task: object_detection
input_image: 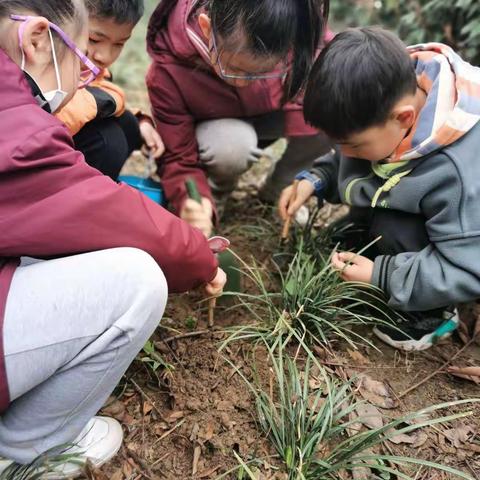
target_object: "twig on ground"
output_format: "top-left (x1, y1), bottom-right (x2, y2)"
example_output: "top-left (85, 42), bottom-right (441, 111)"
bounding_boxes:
top-left (125, 445), bottom-right (155, 479)
top-left (129, 378), bottom-right (166, 422)
top-left (399, 339), bottom-right (474, 398)
top-left (156, 330), bottom-right (210, 345)
top-left (149, 452), bottom-right (170, 470)
top-left (153, 419), bottom-right (186, 446)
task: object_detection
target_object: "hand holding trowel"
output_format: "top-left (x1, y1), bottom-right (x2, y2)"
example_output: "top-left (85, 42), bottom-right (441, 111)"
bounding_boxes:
top-left (185, 178), bottom-right (241, 326)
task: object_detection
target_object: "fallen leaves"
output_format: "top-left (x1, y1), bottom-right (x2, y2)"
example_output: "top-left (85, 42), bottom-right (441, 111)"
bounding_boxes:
top-left (387, 429), bottom-right (428, 448)
top-left (355, 373), bottom-right (398, 409)
top-left (347, 349), bottom-right (370, 366)
top-left (458, 302), bottom-right (480, 345)
top-left (443, 423), bottom-right (475, 448)
top-left (355, 403), bottom-right (383, 430)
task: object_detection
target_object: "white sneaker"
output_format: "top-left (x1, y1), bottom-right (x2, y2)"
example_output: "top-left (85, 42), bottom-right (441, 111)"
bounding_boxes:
top-left (0, 458), bottom-right (13, 475)
top-left (0, 417), bottom-right (123, 480)
top-left (46, 416), bottom-right (123, 479)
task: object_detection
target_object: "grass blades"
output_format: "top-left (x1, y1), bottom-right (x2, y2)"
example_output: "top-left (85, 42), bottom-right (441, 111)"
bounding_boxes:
top-left (222, 240), bottom-right (398, 351)
top-left (0, 446), bottom-right (83, 480)
top-left (231, 339), bottom-right (477, 480)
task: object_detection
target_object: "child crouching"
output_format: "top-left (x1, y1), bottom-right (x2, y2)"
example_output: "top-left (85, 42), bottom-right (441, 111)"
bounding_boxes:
top-left (280, 27), bottom-right (480, 351)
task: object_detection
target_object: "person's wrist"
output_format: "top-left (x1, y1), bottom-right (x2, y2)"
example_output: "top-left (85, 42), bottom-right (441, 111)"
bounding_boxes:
top-left (139, 117), bottom-right (154, 127)
top-left (295, 170), bottom-right (324, 197)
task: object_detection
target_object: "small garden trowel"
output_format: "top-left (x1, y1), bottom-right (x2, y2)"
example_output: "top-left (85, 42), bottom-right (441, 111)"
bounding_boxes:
top-left (185, 178), bottom-right (242, 319)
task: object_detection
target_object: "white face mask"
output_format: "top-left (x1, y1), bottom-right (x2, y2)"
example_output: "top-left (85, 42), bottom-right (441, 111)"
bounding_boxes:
top-left (20, 28), bottom-right (68, 113)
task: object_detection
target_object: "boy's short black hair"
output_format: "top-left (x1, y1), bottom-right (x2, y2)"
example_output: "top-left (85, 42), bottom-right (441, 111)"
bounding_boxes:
top-left (304, 27), bottom-right (417, 140)
top-left (87, 0), bottom-right (144, 24)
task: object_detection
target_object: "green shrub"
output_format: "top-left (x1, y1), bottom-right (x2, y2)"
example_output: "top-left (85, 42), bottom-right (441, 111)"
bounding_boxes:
top-left (331, 0), bottom-right (480, 65)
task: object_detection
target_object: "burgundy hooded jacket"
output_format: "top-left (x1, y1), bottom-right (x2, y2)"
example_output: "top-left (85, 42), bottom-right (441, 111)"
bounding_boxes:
top-left (0, 48), bottom-right (218, 413)
top-left (147, 0), bottom-right (331, 214)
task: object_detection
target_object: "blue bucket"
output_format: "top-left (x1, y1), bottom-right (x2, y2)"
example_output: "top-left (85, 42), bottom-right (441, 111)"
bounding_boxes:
top-left (119, 175), bottom-right (165, 205)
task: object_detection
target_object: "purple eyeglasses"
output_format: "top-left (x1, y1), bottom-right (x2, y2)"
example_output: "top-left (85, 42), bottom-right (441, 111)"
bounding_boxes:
top-left (10, 14), bottom-right (100, 88)
top-left (210, 31), bottom-right (289, 82)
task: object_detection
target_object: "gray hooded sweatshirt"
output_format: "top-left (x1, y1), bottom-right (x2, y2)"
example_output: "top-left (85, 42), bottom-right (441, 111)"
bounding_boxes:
top-left (310, 43), bottom-right (480, 312)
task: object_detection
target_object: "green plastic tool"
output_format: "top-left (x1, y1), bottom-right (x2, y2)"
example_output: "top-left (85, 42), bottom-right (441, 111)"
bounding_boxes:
top-left (185, 178), bottom-right (241, 294)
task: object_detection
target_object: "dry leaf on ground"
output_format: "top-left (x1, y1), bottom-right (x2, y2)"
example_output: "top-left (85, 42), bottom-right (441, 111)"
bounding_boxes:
top-left (352, 372), bottom-right (398, 409)
top-left (100, 399), bottom-right (126, 421)
top-left (347, 349), bottom-right (370, 365)
top-left (355, 403), bottom-right (383, 430)
top-left (458, 302), bottom-right (480, 345)
top-left (443, 423), bottom-right (475, 448)
top-left (192, 444), bottom-right (202, 476)
top-left (387, 429), bottom-right (428, 447)
top-left (352, 465), bottom-right (371, 480)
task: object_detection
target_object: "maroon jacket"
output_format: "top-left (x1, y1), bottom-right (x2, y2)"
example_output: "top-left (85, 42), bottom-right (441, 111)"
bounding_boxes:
top-left (0, 48), bottom-right (218, 412)
top-left (147, 0), bottom-right (327, 214)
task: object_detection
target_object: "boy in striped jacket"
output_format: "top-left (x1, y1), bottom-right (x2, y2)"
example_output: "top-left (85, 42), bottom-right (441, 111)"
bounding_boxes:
top-left (280, 27), bottom-right (480, 351)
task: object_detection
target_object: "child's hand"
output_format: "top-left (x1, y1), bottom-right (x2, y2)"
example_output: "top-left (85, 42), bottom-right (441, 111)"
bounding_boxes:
top-left (331, 252), bottom-right (374, 284)
top-left (205, 268), bottom-right (227, 297)
top-left (278, 180), bottom-right (315, 220)
top-left (140, 121), bottom-right (165, 159)
top-left (181, 197), bottom-right (214, 238)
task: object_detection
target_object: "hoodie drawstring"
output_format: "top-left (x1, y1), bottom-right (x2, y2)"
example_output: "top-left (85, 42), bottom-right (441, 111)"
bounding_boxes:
top-left (371, 169), bottom-right (413, 208)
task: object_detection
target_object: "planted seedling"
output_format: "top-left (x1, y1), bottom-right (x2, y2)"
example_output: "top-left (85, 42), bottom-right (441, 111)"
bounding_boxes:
top-left (229, 339), bottom-right (478, 480)
top-left (185, 315), bottom-right (198, 330)
top-left (141, 340), bottom-right (174, 375)
top-left (221, 240), bottom-right (398, 351)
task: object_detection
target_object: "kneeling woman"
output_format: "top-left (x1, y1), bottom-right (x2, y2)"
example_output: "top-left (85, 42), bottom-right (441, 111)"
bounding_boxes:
top-left (147, 0), bottom-right (332, 237)
top-left (0, 0), bottom-right (224, 476)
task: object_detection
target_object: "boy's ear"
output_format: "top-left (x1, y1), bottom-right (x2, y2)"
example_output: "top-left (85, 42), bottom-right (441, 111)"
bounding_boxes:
top-left (198, 13), bottom-right (212, 40)
top-left (394, 105), bottom-right (416, 130)
top-left (20, 17), bottom-right (53, 66)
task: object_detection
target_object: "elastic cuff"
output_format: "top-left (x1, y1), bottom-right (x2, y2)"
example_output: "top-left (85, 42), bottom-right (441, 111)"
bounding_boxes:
top-left (371, 255), bottom-right (394, 294)
top-left (295, 170), bottom-right (324, 198)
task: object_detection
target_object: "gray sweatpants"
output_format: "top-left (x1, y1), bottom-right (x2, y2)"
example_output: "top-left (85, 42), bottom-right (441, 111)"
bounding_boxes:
top-left (196, 113), bottom-right (331, 201)
top-left (0, 248), bottom-right (167, 463)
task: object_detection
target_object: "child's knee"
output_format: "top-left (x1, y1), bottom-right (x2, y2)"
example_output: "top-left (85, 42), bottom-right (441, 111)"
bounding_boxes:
top-left (113, 248), bottom-right (168, 332)
top-left (196, 119), bottom-right (258, 178)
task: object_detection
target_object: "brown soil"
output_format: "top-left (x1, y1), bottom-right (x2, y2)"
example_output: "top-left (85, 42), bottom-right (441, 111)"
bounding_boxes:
top-left (88, 158), bottom-right (480, 480)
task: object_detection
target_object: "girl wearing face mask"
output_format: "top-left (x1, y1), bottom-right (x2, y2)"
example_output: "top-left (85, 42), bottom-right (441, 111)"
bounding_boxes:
top-left (0, 0), bottom-right (225, 475)
top-left (147, 0), bottom-right (332, 238)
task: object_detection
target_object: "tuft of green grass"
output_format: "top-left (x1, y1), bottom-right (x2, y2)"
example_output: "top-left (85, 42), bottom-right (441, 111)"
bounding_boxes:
top-left (222, 240), bottom-right (398, 350)
top-left (0, 446), bottom-right (83, 480)
top-left (185, 315), bottom-right (198, 330)
top-left (230, 339), bottom-right (477, 480)
top-left (140, 340), bottom-right (174, 374)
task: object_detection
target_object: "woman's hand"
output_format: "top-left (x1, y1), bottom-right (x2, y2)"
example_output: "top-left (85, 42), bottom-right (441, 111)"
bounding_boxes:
top-left (278, 180), bottom-right (315, 221)
top-left (331, 252), bottom-right (374, 284)
top-left (140, 120), bottom-right (165, 159)
top-left (180, 197), bottom-right (214, 238)
top-left (205, 268), bottom-right (227, 297)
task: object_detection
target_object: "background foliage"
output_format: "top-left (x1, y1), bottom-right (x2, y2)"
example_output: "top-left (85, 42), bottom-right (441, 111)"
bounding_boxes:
top-left (330, 0), bottom-right (480, 64)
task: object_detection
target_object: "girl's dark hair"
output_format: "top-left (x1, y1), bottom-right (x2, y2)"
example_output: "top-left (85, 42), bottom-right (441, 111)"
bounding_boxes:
top-left (209, 0), bottom-right (330, 102)
top-left (87, 0), bottom-right (144, 25)
top-left (0, 0), bottom-right (84, 28)
top-left (304, 27), bottom-right (417, 139)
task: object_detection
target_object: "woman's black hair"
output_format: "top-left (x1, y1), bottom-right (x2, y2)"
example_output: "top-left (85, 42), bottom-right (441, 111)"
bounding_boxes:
top-left (0, 0), bottom-right (84, 31)
top-left (208, 0), bottom-right (330, 102)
